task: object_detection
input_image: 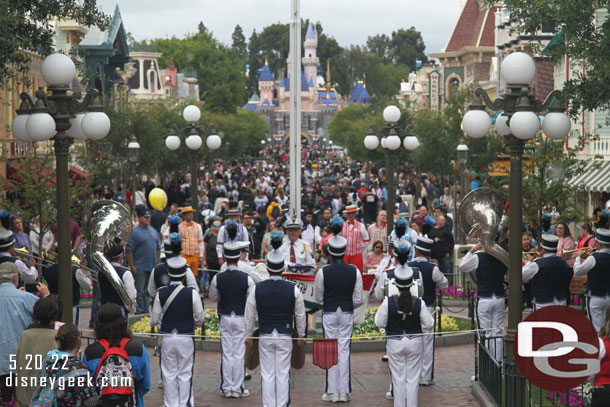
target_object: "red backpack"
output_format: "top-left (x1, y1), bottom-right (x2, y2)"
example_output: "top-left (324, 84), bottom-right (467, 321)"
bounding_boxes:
top-left (94, 338), bottom-right (136, 401)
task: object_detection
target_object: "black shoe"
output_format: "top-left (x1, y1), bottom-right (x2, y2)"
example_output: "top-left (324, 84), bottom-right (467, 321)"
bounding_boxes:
top-left (381, 354), bottom-right (388, 362)
top-left (244, 374), bottom-right (252, 381)
top-left (88, 321), bottom-right (94, 329)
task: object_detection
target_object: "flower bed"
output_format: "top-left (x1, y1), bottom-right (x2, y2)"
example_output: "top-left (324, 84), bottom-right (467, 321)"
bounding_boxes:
top-left (131, 309), bottom-right (220, 340)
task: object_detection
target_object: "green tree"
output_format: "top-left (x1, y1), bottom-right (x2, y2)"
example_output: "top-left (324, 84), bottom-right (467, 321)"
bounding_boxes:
top-left (366, 34), bottom-right (391, 63)
top-left (231, 24), bottom-right (248, 61)
top-left (0, 0), bottom-right (109, 82)
top-left (494, 1), bottom-right (610, 115)
top-left (198, 21), bottom-right (208, 34)
top-left (390, 28), bottom-right (428, 70)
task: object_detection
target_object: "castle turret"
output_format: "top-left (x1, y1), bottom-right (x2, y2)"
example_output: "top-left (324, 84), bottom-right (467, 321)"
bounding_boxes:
top-left (302, 22), bottom-right (319, 87)
top-left (258, 57), bottom-right (275, 106)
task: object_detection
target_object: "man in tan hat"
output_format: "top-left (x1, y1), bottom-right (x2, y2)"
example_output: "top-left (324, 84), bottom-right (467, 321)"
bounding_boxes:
top-left (341, 205), bottom-right (369, 273)
top-left (179, 206), bottom-right (204, 278)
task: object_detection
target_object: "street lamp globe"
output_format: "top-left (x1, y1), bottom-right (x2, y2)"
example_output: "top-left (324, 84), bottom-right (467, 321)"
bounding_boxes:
top-left (261, 139), bottom-right (266, 145)
top-left (165, 135), bottom-right (181, 150)
top-left (462, 109), bottom-right (491, 138)
top-left (386, 135), bottom-right (401, 150)
top-left (383, 105), bottom-right (401, 123)
top-left (542, 112), bottom-right (572, 140)
top-left (501, 52), bottom-right (536, 85)
top-left (185, 134), bottom-right (202, 150)
top-left (127, 140), bottom-right (141, 150)
top-left (81, 111), bottom-right (111, 140)
top-left (510, 111), bottom-right (540, 140)
top-left (41, 53), bottom-right (76, 86)
top-left (26, 112), bottom-right (56, 141)
top-left (495, 114), bottom-right (511, 136)
top-left (403, 135), bottom-right (419, 151)
top-left (206, 135), bottom-right (222, 150)
top-left (457, 142), bottom-right (469, 166)
top-left (11, 114), bottom-right (31, 141)
top-left (67, 113), bottom-right (87, 140)
top-left (183, 105), bottom-right (201, 123)
top-left (364, 135), bottom-right (379, 150)
top-left (380, 137), bottom-right (387, 149)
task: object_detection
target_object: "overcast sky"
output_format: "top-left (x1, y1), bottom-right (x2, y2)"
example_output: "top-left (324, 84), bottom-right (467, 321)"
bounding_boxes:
top-left (96, 0), bottom-right (463, 55)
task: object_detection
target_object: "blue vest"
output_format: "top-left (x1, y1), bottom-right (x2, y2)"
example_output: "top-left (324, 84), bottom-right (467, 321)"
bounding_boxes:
top-left (255, 279), bottom-right (296, 335)
top-left (587, 252), bottom-right (610, 297)
top-left (475, 252), bottom-right (507, 298)
top-left (386, 296), bottom-right (422, 337)
top-left (216, 267), bottom-right (249, 316)
top-left (153, 262), bottom-right (171, 291)
top-left (42, 264), bottom-right (81, 305)
top-left (159, 284), bottom-right (195, 334)
top-left (322, 262), bottom-right (357, 313)
top-left (409, 260), bottom-right (436, 306)
top-left (99, 264), bottom-right (128, 307)
top-left (531, 255), bottom-right (573, 303)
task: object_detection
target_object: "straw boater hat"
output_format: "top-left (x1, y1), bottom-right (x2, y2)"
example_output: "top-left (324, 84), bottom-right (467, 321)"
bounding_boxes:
top-left (596, 228), bottom-right (610, 245)
top-left (180, 206), bottom-right (194, 215)
top-left (540, 234), bottom-right (559, 251)
top-left (343, 205), bottom-right (358, 214)
top-left (226, 208), bottom-right (241, 217)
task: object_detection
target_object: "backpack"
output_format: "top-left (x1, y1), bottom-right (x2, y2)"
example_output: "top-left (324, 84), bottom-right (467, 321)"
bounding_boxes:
top-left (31, 358), bottom-right (90, 407)
top-left (270, 204), bottom-right (280, 219)
top-left (94, 338), bottom-right (136, 402)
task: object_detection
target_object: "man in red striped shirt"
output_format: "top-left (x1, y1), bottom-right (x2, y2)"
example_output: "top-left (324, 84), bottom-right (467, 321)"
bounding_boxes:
top-left (341, 205), bottom-right (369, 273)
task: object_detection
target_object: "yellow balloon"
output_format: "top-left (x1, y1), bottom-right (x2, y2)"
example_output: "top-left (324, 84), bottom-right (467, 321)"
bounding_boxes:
top-left (148, 188), bottom-right (168, 211)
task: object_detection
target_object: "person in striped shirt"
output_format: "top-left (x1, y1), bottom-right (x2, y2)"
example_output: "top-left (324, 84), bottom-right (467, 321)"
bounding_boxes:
top-left (179, 206), bottom-right (204, 278)
top-left (341, 205), bottom-right (369, 273)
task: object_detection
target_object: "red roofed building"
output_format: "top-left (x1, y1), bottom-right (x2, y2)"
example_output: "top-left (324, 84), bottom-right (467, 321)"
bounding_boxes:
top-left (429, 0), bottom-right (498, 103)
top-left (162, 59), bottom-right (178, 96)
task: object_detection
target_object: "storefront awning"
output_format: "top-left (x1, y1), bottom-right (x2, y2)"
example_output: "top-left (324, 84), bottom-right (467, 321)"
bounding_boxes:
top-left (569, 161), bottom-right (610, 192)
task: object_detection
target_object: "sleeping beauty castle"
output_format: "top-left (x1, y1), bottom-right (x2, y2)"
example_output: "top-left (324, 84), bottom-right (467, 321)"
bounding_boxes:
top-left (243, 22), bottom-right (370, 147)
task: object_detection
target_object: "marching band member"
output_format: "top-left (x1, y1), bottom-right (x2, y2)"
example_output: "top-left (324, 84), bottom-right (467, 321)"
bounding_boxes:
top-left (244, 231), bottom-right (306, 407)
top-left (374, 241), bottom-right (423, 303)
top-left (209, 241), bottom-right (255, 398)
top-left (0, 230), bottom-right (37, 283)
top-left (522, 234), bottom-right (573, 311)
top-left (341, 205), bottom-right (369, 273)
top-left (574, 228), bottom-right (610, 332)
top-left (148, 231), bottom-right (199, 297)
top-left (99, 244), bottom-right (137, 315)
top-left (43, 257), bottom-right (92, 325)
top-left (149, 256), bottom-right (204, 407)
top-left (219, 241), bottom-right (262, 283)
top-left (375, 250), bottom-right (434, 407)
top-left (389, 218), bottom-right (417, 261)
top-left (216, 209), bottom-right (250, 264)
top-left (409, 236), bottom-right (448, 386)
top-left (459, 242), bottom-right (507, 362)
top-left (281, 217), bottom-right (316, 271)
top-left (314, 215), bottom-right (364, 403)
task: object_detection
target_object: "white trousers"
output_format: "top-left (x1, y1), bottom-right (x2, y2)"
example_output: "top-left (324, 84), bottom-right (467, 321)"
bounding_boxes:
top-left (387, 336), bottom-right (423, 407)
top-left (259, 333), bottom-right (293, 407)
top-left (161, 335), bottom-right (195, 407)
top-left (533, 298), bottom-right (566, 311)
top-left (588, 296), bottom-right (610, 332)
top-left (322, 312), bottom-right (353, 394)
top-left (477, 296), bottom-right (505, 361)
top-left (73, 305), bottom-right (80, 326)
top-left (420, 306), bottom-right (436, 381)
top-left (219, 314), bottom-right (246, 393)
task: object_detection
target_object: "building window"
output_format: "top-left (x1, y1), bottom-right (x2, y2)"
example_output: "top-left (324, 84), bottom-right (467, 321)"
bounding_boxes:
top-left (447, 77), bottom-right (460, 99)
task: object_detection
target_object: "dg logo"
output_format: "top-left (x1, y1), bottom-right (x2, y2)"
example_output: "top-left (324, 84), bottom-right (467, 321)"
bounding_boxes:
top-left (515, 305), bottom-right (600, 391)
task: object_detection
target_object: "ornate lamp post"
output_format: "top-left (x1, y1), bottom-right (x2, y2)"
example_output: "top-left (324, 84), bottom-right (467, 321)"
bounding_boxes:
top-left (11, 53), bottom-right (111, 322)
top-left (127, 135), bottom-right (140, 212)
top-left (461, 52), bottom-right (571, 405)
top-left (165, 105), bottom-right (221, 222)
top-left (364, 105), bottom-right (419, 235)
top-left (456, 141), bottom-right (469, 245)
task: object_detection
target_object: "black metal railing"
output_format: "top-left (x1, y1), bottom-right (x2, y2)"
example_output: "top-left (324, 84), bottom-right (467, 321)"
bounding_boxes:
top-left (478, 334), bottom-right (503, 406)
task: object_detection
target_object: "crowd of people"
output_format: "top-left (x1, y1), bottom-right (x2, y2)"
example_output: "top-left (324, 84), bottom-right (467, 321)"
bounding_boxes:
top-left (1, 146), bottom-right (610, 406)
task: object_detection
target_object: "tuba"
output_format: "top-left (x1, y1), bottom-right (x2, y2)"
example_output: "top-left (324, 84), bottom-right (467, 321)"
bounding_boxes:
top-left (89, 200), bottom-right (133, 309)
top-left (457, 188), bottom-right (509, 284)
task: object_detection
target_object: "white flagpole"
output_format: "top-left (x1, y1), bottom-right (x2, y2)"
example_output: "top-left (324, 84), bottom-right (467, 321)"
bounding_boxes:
top-left (289, 0), bottom-right (302, 218)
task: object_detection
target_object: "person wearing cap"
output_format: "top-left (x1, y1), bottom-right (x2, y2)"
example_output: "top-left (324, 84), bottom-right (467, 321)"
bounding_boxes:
top-left (409, 236), bottom-right (448, 386)
top-left (126, 205), bottom-right (161, 314)
top-left (341, 205), bottom-right (369, 273)
top-left (574, 228), bottom-right (610, 331)
top-left (459, 241), bottom-right (509, 362)
top-left (216, 208), bottom-right (250, 264)
top-left (147, 234), bottom-right (199, 298)
top-left (244, 231), bottom-right (306, 407)
top-left (42, 257), bottom-right (92, 325)
top-left (0, 262), bottom-right (49, 402)
top-left (209, 241), bottom-right (256, 398)
top-left (314, 218), bottom-right (364, 403)
top-left (281, 217), bottom-right (316, 271)
top-left (523, 234), bottom-right (573, 311)
top-left (100, 244), bottom-right (137, 315)
top-left (219, 241), bottom-right (262, 283)
top-left (0, 230), bottom-right (37, 284)
top-left (375, 251), bottom-right (434, 407)
top-left (178, 206), bottom-right (204, 278)
top-left (149, 255), bottom-right (204, 407)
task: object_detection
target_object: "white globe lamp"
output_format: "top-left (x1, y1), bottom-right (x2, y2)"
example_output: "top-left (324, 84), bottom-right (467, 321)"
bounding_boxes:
top-left (206, 135), bottom-right (222, 150)
top-left (501, 52), bottom-right (536, 85)
top-left (510, 111), bottom-right (540, 140)
top-left (11, 114), bottom-right (31, 141)
top-left (542, 112), bottom-right (571, 140)
top-left (165, 135), bottom-right (181, 150)
top-left (67, 113), bottom-right (87, 140)
top-left (183, 105), bottom-right (201, 123)
top-left (81, 111), bottom-right (111, 140)
top-left (185, 135), bottom-right (202, 150)
top-left (462, 110), bottom-right (491, 139)
top-left (41, 53), bottom-right (76, 86)
top-left (403, 135), bottom-right (419, 151)
top-left (383, 105), bottom-right (401, 123)
top-left (364, 135), bottom-right (379, 150)
top-left (495, 114), bottom-right (511, 136)
top-left (386, 135), bottom-right (401, 150)
top-left (26, 113), bottom-right (56, 141)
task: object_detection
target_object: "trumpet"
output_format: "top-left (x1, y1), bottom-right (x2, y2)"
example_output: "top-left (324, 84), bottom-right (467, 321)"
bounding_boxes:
top-left (14, 247), bottom-right (97, 281)
top-left (561, 247), bottom-right (597, 259)
top-left (522, 250), bottom-right (542, 260)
